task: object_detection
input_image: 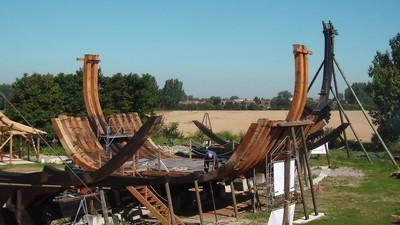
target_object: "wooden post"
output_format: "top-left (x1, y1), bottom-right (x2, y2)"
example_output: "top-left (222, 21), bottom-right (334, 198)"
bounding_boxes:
top-left (283, 138), bottom-right (291, 225)
top-left (9, 134), bottom-right (13, 164)
top-left (36, 137), bottom-right (40, 162)
top-left (165, 182), bottom-right (177, 225)
top-left (209, 181), bottom-right (218, 223)
top-left (230, 181), bottom-right (238, 219)
top-left (246, 177), bottom-right (256, 213)
top-left (302, 153), bottom-right (309, 187)
top-left (332, 69), bottom-right (351, 158)
top-left (330, 87), bottom-right (372, 163)
top-left (18, 136), bottom-right (22, 159)
top-left (194, 180), bottom-right (204, 225)
top-left (99, 189), bottom-right (110, 225)
top-left (300, 127), bottom-right (319, 216)
top-left (291, 127), bottom-right (309, 220)
top-left (253, 169), bottom-right (261, 210)
top-left (334, 57), bottom-right (399, 169)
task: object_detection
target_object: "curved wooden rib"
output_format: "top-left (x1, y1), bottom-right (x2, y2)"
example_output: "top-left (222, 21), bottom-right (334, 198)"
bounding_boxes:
top-left (202, 44), bottom-right (311, 181)
top-left (286, 44), bottom-right (311, 121)
top-left (81, 54), bottom-right (103, 118)
top-left (52, 116), bottom-right (105, 170)
top-left (79, 54), bottom-right (167, 159)
top-left (55, 44), bottom-right (311, 182)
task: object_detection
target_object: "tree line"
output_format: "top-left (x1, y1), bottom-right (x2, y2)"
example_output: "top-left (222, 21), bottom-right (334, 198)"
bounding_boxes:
top-left (0, 33), bottom-right (399, 145)
top-left (0, 71), bottom-right (186, 138)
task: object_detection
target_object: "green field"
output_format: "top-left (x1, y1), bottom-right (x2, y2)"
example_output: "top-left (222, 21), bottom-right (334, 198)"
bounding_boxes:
top-left (246, 150), bottom-right (400, 225)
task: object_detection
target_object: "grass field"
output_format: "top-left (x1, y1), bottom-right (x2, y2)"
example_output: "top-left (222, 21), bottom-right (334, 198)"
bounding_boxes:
top-left (245, 150), bottom-right (400, 225)
top-left (0, 162), bottom-right (64, 172)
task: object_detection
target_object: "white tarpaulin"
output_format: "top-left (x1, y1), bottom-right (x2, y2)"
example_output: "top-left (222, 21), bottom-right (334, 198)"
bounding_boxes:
top-left (273, 159), bottom-right (295, 196)
top-left (267, 204), bottom-right (296, 225)
top-left (310, 143), bottom-right (329, 155)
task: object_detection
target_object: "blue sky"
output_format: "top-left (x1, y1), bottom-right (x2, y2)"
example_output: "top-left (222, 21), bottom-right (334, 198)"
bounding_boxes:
top-left (0, 1), bottom-right (399, 98)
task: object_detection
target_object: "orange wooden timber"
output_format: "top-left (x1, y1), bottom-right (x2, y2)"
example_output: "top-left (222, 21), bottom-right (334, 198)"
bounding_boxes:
top-left (52, 44), bottom-right (317, 225)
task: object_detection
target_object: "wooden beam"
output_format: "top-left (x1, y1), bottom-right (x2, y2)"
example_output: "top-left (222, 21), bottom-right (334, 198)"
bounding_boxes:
top-left (272, 120), bottom-right (314, 127)
top-left (165, 182), bottom-right (176, 225)
top-left (230, 181), bottom-right (238, 219)
top-left (194, 180), bottom-right (204, 225)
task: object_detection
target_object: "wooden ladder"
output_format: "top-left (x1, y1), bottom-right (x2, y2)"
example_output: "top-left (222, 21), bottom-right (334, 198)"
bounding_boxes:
top-left (127, 186), bottom-right (185, 225)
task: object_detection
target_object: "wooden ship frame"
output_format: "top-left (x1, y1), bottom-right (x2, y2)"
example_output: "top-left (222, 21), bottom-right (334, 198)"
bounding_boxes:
top-left (3, 21), bottom-right (391, 225)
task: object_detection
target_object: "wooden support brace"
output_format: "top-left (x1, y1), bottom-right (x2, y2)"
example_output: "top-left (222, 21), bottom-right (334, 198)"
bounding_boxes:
top-left (194, 180), bottom-right (204, 225)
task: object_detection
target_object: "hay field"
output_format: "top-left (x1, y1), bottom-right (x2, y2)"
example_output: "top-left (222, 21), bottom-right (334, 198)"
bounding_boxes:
top-left (157, 110), bottom-right (376, 142)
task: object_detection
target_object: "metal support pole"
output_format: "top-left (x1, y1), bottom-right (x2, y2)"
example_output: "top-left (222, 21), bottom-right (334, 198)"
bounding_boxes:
top-left (300, 127), bottom-right (319, 216)
top-left (165, 182), bottom-right (177, 225)
top-left (209, 181), bottom-right (218, 223)
top-left (332, 68), bottom-right (351, 158)
top-left (99, 189), bottom-right (110, 225)
top-left (334, 57), bottom-right (399, 169)
top-left (290, 127), bottom-right (309, 220)
top-left (330, 87), bottom-right (372, 163)
top-left (194, 180), bottom-right (204, 225)
top-left (230, 181), bottom-right (238, 219)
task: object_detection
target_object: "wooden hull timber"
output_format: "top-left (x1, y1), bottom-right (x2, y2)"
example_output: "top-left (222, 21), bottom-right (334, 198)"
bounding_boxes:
top-left (48, 44), bottom-right (321, 225)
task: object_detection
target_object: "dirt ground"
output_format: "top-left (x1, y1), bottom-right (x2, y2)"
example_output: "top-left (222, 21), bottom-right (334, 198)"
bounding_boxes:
top-left (158, 110), bottom-right (376, 142)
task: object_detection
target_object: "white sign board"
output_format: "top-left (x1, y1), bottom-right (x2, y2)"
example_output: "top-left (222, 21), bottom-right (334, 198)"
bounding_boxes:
top-left (273, 160), bottom-right (295, 196)
top-left (311, 143), bottom-right (329, 155)
top-left (267, 204), bottom-right (296, 225)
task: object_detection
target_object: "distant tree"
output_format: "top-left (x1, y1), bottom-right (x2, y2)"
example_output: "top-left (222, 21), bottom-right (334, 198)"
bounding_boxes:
top-left (6, 73), bottom-right (64, 138)
top-left (0, 83), bottom-right (14, 110)
top-left (160, 79), bottom-right (186, 109)
top-left (368, 33), bottom-right (400, 143)
top-left (128, 73), bottom-right (160, 115)
top-left (223, 101), bottom-right (241, 110)
top-left (209, 96), bottom-right (222, 106)
top-left (270, 90), bottom-right (292, 109)
top-left (230, 96), bottom-right (239, 100)
top-left (254, 96), bottom-right (261, 105)
top-left (247, 103), bottom-right (258, 110)
top-left (100, 73), bottom-right (131, 113)
top-left (54, 71), bottom-right (85, 116)
top-left (101, 73), bottom-right (160, 115)
top-left (344, 82), bottom-right (375, 109)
